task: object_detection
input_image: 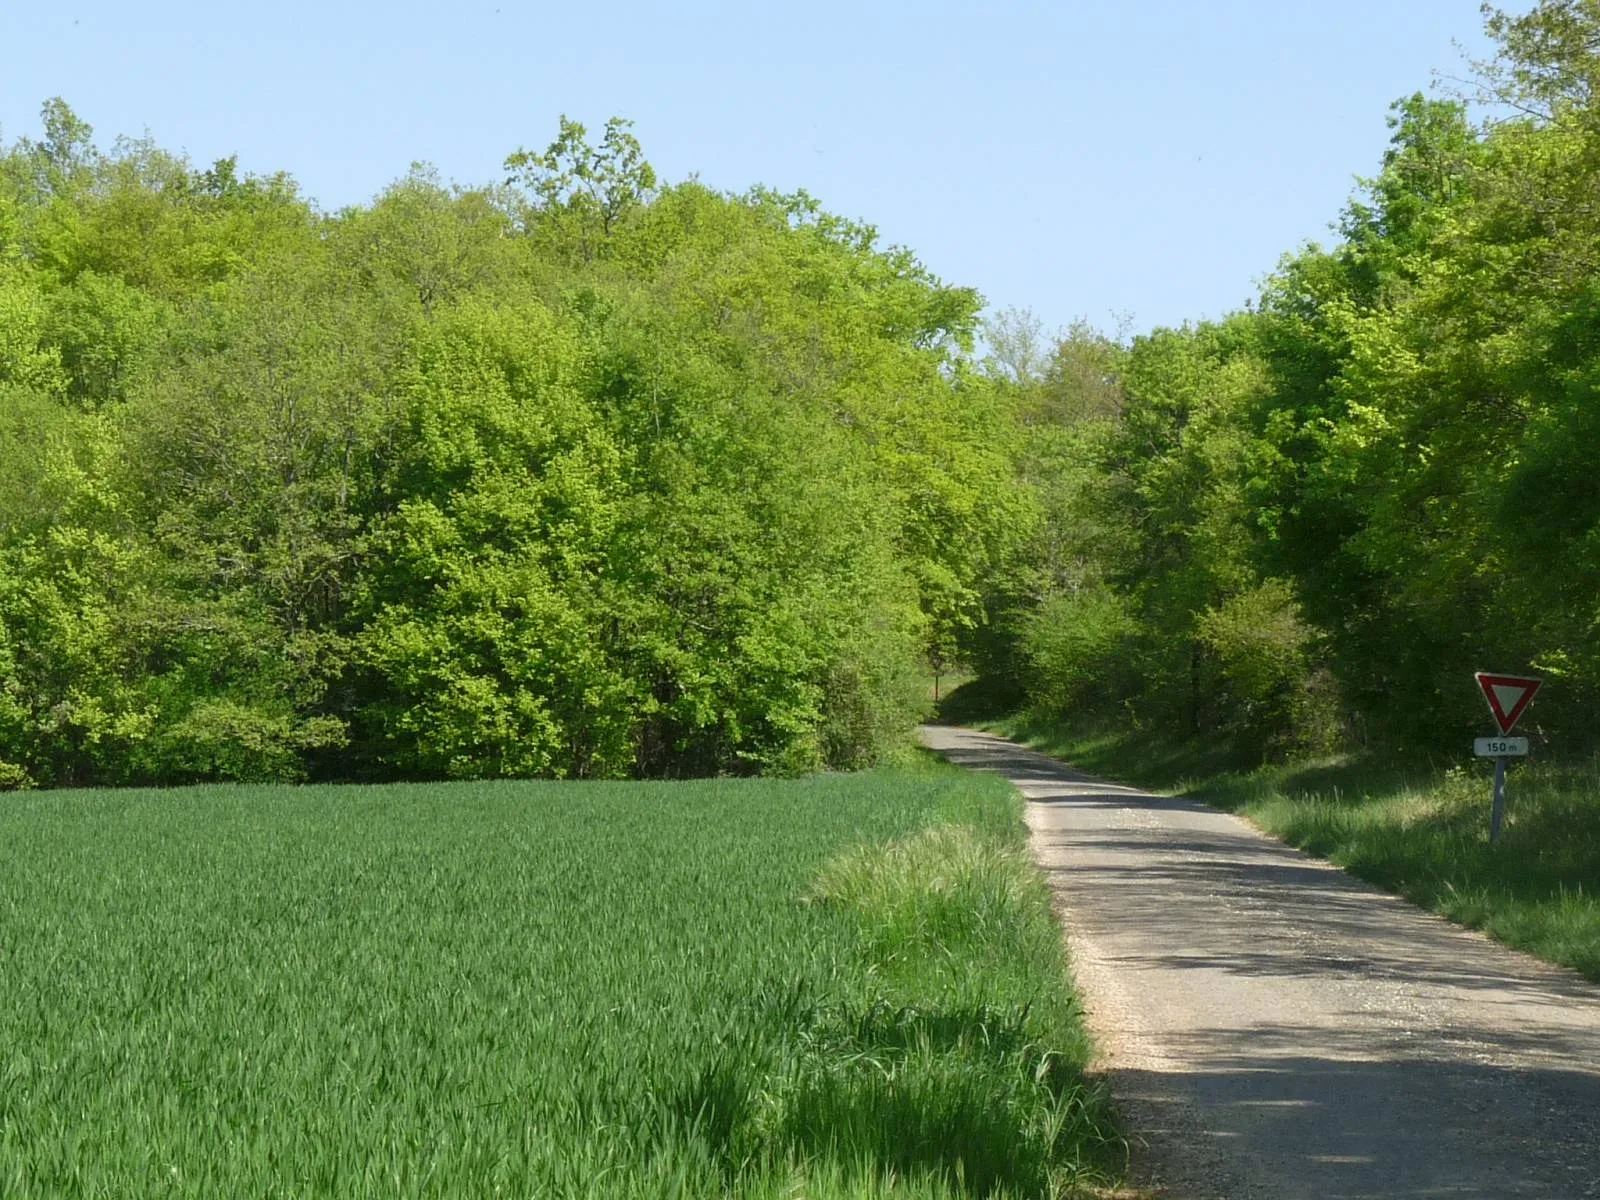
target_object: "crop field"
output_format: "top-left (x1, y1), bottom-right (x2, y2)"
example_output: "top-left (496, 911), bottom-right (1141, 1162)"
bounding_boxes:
top-left (0, 767), bottom-right (1119, 1198)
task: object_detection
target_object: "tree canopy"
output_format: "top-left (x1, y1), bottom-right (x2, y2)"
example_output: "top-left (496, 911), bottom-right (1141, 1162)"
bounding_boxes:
top-left (0, 106), bottom-right (1022, 786)
top-left (8, 3), bottom-right (1600, 788)
top-left (976, 2), bottom-right (1600, 761)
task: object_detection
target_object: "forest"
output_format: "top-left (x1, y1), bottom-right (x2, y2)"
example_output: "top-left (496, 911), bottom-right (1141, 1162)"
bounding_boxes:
top-left (3, 1), bottom-right (1600, 788)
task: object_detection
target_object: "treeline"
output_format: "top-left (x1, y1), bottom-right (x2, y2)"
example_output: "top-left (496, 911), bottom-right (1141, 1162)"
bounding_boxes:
top-left (974, 2), bottom-right (1600, 761)
top-left (0, 108), bottom-right (1023, 786)
top-left (8, 3), bottom-right (1597, 788)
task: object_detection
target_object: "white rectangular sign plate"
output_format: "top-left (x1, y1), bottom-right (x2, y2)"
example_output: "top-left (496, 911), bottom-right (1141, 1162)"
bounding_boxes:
top-left (1474, 737), bottom-right (1528, 757)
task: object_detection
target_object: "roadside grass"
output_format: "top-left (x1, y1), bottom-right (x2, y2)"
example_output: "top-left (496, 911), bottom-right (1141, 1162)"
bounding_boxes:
top-left (974, 706), bottom-right (1600, 982)
top-left (0, 766), bottom-right (1122, 1197)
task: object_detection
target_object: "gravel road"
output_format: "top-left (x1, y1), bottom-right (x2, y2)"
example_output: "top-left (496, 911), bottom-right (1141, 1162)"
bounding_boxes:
top-left (920, 724), bottom-right (1600, 1199)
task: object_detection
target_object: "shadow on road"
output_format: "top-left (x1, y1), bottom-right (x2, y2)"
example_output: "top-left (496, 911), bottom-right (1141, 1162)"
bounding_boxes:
top-left (1115, 1033), bottom-right (1600, 1198)
top-left (922, 724), bottom-right (1600, 1199)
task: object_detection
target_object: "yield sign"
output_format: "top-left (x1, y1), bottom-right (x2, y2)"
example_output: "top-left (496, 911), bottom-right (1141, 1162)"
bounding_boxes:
top-left (1475, 672), bottom-right (1542, 735)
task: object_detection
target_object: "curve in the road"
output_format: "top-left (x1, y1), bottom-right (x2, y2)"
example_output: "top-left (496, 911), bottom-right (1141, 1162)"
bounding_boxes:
top-left (921, 724), bottom-right (1600, 1200)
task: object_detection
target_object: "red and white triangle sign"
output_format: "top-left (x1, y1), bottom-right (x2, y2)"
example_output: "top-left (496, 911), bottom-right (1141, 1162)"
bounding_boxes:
top-left (1475, 672), bottom-right (1542, 735)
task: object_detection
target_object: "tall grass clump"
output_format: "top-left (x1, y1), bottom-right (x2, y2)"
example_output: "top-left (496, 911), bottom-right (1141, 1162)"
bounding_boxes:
top-left (782, 823), bottom-right (1114, 1195)
top-left (809, 825), bottom-right (1040, 963)
top-left (659, 817), bottom-right (1120, 1197)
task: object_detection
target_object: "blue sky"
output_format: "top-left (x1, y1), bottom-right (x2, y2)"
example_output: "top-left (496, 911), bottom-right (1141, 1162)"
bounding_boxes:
top-left (2, 1), bottom-right (1513, 335)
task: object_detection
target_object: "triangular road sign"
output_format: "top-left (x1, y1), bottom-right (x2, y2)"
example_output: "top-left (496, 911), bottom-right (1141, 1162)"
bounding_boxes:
top-left (1474, 672), bottom-right (1542, 735)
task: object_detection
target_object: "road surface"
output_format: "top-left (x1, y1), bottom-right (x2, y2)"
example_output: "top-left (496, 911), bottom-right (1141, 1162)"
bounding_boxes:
top-left (920, 724), bottom-right (1600, 1199)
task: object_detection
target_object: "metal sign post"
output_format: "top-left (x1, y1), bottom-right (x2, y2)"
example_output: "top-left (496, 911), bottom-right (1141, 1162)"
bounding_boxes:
top-left (1472, 673), bottom-right (1542, 844)
top-left (1490, 756), bottom-right (1508, 843)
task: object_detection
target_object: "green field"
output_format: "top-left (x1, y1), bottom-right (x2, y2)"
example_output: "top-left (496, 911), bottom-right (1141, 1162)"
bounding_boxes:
top-left (984, 711), bottom-right (1600, 983)
top-left (0, 767), bottom-right (1120, 1197)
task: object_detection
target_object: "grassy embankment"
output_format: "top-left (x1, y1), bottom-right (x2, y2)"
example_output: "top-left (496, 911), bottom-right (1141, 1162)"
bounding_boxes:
top-left (0, 764), bottom-right (1123, 1198)
top-left (963, 700), bottom-right (1600, 983)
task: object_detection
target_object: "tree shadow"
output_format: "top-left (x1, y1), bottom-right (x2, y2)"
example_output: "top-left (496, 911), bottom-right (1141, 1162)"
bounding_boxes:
top-left (922, 725), bottom-right (1600, 1194)
top-left (930, 723), bottom-right (1600, 981)
top-left (1109, 1024), bottom-right (1600, 1199)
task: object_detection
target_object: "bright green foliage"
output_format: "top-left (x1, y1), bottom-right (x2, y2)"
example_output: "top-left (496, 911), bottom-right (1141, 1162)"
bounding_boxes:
top-left (0, 769), bottom-right (1120, 1196)
top-left (0, 269), bottom-right (67, 395)
top-left (28, 2), bottom-right (1600, 783)
top-left (505, 115), bottom-right (657, 264)
top-left (969, 3), bottom-right (1600, 764)
top-left (973, 312), bottom-right (1334, 755)
top-left (1017, 586), bottom-right (1136, 716)
top-left (0, 101), bottom-right (1020, 785)
top-left (354, 302), bottom-right (631, 778)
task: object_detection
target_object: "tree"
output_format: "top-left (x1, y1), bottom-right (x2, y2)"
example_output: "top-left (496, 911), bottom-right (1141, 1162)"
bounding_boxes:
top-left (504, 116), bottom-right (657, 262)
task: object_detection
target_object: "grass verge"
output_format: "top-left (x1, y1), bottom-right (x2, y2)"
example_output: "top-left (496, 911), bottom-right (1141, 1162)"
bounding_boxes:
top-left (978, 708), bottom-right (1600, 982)
top-left (0, 765), bottom-right (1121, 1197)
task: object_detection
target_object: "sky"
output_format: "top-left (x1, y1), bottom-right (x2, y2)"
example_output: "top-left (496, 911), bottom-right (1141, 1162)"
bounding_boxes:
top-left (2, 1), bottom-right (1517, 336)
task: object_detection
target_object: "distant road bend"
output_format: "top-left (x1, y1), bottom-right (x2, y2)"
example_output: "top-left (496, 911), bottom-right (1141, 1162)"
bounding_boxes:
top-left (921, 725), bottom-right (1600, 1200)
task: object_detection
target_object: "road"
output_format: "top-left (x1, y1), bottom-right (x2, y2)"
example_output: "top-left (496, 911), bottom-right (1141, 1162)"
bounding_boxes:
top-left (920, 725), bottom-right (1600, 1199)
